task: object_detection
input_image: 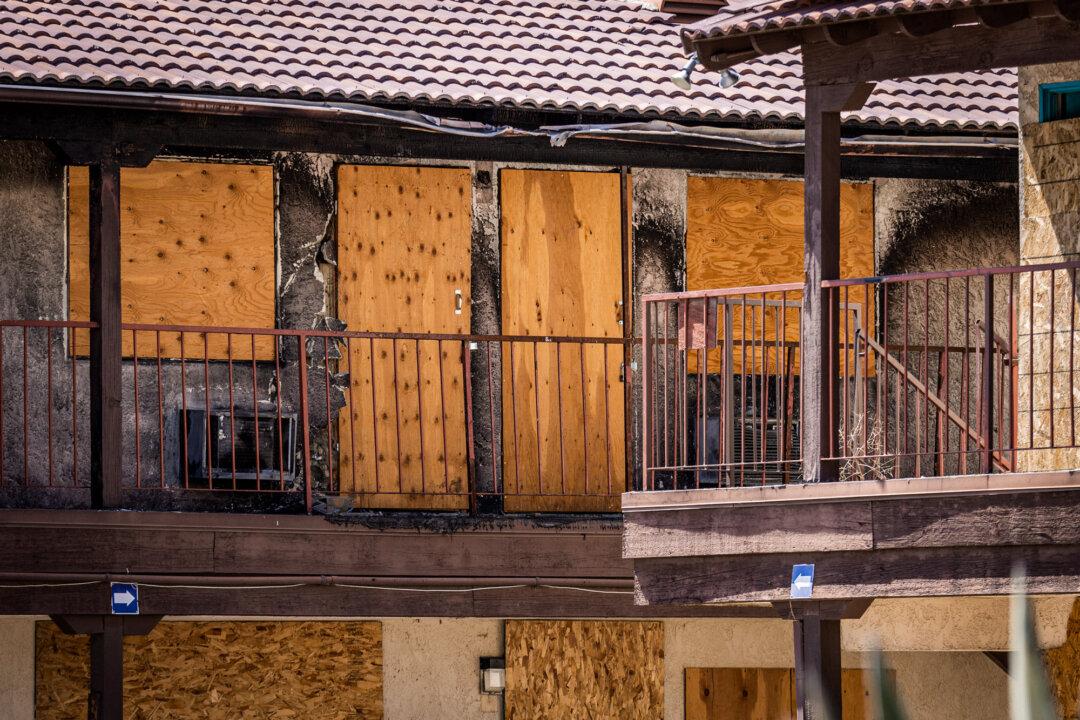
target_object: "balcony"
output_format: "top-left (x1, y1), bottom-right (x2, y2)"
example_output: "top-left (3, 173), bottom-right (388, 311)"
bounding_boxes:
top-left (0, 321), bottom-right (631, 514)
top-left (627, 258), bottom-right (1080, 606)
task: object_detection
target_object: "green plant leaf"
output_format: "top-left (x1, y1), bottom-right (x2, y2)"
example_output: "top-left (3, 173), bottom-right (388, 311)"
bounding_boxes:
top-left (1010, 568), bottom-right (1058, 720)
top-left (871, 650), bottom-right (908, 720)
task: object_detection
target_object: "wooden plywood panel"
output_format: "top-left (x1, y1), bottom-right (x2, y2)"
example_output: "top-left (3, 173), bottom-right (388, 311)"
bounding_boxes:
top-left (505, 620), bottom-right (663, 720)
top-left (36, 620), bottom-right (382, 720)
top-left (336, 164), bottom-right (471, 509)
top-left (685, 667), bottom-right (884, 720)
top-left (500, 170), bottom-right (626, 512)
top-left (68, 161), bottom-right (276, 360)
top-left (686, 177), bottom-right (874, 375)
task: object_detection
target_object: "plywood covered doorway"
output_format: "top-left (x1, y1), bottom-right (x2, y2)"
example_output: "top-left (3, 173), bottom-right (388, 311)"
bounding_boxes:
top-left (336, 165), bottom-right (471, 509)
top-left (500, 169), bottom-right (627, 512)
top-left (684, 667), bottom-right (883, 720)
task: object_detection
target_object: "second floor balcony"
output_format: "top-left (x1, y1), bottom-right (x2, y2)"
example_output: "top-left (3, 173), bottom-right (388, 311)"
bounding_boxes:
top-left (3, 259), bottom-right (1080, 515)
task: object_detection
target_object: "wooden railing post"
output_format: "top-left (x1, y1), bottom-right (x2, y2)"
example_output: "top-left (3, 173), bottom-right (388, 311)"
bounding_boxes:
top-left (88, 155), bottom-right (123, 508)
top-left (296, 333), bottom-right (313, 513)
top-left (982, 273), bottom-right (995, 473)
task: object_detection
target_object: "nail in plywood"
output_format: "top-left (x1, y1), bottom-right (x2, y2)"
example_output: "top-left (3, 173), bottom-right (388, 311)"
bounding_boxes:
top-left (686, 177), bottom-right (874, 375)
top-left (684, 667), bottom-right (884, 720)
top-left (500, 170), bottom-right (626, 512)
top-left (336, 164), bottom-right (472, 510)
top-left (36, 620), bottom-right (383, 720)
top-left (505, 620), bottom-right (664, 720)
top-left (68, 160), bottom-right (277, 360)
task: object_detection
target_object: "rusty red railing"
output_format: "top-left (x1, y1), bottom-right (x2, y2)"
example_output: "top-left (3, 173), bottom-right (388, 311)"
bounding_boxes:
top-left (642, 259), bottom-right (1080, 488)
top-left (0, 320), bottom-right (631, 513)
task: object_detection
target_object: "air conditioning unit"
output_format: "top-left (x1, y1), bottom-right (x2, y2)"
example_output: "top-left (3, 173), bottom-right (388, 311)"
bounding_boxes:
top-left (182, 409), bottom-right (297, 488)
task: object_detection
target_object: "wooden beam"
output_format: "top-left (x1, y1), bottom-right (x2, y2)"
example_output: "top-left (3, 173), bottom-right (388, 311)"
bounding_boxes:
top-left (51, 614), bottom-right (162, 636)
top-left (893, 11), bottom-right (956, 37)
top-left (632, 543), bottom-right (1080, 603)
top-left (822, 20), bottom-right (879, 46)
top-left (974, 4), bottom-right (1031, 28)
top-left (88, 155), bottom-right (123, 509)
top-left (803, 17), bottom-right (1080, 84)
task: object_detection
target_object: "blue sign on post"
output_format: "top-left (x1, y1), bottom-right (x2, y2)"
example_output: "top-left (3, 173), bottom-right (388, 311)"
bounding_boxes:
top-left (790, 564), bottom-right (815, 599)
top-left (110, 582), bottom-right (139, 615)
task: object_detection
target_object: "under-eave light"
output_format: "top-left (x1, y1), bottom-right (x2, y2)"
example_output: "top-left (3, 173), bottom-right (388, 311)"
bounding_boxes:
top-left (671, 52), bottom-right (698, 90)
top-left (719, 68), bottom-right (740, 89)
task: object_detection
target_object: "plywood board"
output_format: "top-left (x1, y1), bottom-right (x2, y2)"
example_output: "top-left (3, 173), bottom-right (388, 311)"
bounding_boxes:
top-left (68, 160), bottom-right (276, 360)
top-left (500, 169), bottom-right (626, 512)
top-left (684, 667), bottom-right (884, 720)
top-left (686, 177), bottom-right (874, 375)
top-left (36, 620), bottom-right (383, 720)
top-left (505, 620), bottom-right (663, 720)
top-left (336, 164), bottom-right (472, 509)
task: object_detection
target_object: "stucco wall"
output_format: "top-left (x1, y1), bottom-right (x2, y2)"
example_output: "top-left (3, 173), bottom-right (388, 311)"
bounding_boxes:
top-left (1018, 61), bottom-right (1080, 470)
top-left (0, 616), bottom-right (35, 720)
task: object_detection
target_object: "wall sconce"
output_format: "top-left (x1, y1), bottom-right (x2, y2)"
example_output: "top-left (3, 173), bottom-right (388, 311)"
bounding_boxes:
top-left (480, 657), bottom-right (505, 694)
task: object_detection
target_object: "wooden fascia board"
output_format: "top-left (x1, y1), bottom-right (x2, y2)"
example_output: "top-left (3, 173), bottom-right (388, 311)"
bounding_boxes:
top-left (802, 16), bottom-right (1080, 84)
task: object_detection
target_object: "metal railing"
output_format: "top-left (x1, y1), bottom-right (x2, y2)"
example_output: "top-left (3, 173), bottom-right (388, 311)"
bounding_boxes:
top-left (0, 321), bottom-right (631, 513)
top-left (641, 259), bottom-right (1080, 488)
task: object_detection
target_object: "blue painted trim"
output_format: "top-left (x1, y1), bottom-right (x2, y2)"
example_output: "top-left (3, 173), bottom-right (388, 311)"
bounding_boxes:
top-left (1039, 81), bottom-right (1080, 123)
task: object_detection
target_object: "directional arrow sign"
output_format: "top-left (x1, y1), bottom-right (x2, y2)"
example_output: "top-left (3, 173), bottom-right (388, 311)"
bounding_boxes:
top-left (110, 582), bottom-right (140, 615)
top-left (790, 564), bottom-right (815, 599)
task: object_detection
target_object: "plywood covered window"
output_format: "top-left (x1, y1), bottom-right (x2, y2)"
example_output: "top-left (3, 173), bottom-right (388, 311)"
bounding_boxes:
top-left (505, 620), bottom-right (663, 720)
top-left (686, 176), bottom-right (874, 375)
top-left (500, 169), bottom-right (627, 512)
top-left (335, 164), bottom-right (472, 509)
top-left (68, 160), bottom-right (276, 359)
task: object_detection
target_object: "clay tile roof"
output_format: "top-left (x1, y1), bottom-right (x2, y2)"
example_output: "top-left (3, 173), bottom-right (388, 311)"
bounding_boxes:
top-left (0, 0), bottom-right (1017, 132)
top-left (682, 0), bottom-right (1032, 41)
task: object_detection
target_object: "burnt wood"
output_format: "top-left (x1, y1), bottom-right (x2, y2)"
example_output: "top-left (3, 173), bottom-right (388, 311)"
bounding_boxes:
top-left (1, 581), bottom-right (778, 618)
top-left (1, 103), bottom-right (1018, 183)
top-left (802, 17), bottom-right (1080, 84)
top-left (88, 155), bottom-right (123, 509)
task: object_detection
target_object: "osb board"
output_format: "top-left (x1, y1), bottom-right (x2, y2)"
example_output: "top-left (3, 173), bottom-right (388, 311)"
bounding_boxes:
top-left (336, 164), bottom-right (472, 509)
top-left (684, 667), bottom-right (882, 720)
top-left (505, 620), bottom-right (663, 720)
top-left (68, 161), bottom-right (276, 360)
top-left (1046, 598), bottom-right (1080, 719)
top-left (499, 169), bottom-right (626, 512)
top-left (685, 176), bottom-right (874, 375)
top-left (36, 620), bottom-right (383, 720)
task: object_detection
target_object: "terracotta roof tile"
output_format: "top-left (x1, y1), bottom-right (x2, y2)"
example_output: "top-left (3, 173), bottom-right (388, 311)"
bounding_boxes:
top-left (0, 0), bottom-right (1017, 131)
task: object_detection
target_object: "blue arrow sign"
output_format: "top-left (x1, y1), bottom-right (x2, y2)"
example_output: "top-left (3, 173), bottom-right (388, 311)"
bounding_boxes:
top-left (790, 564), bottom-right (815, 599)
top-left (110, 582), bottom-right (139, 615)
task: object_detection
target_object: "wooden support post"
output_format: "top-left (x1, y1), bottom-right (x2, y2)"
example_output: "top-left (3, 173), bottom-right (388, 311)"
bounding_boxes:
top-left (50, 614), bottom-right (161, 720)
top-left (793, 615), bottom-right (843, 720)
top-left (88, 616), bottom-right (124, 720)
top-left (89, 155), bottom-right (123, 508)
top-left (801, 81), bottom-right (874, 482)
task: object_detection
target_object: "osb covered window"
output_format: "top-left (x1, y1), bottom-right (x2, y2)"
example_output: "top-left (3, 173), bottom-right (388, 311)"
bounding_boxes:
top-left (68, 159), bottom-right (276, 359)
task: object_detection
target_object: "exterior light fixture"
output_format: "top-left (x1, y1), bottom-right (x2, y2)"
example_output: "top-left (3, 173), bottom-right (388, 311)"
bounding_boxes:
top-left (671, 52), bottom-right (698, 90)
top-left (719, 68), bottom-right (740, 89)
top-left (480, 657), bottom-right (506, 694)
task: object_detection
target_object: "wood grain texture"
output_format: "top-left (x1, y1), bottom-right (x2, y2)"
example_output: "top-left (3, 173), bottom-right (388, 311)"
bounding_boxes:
top-left (685, 666), bottom-right (880, 720)
top-left (634, 543), bottom-right (1080, 604)
top-left (69, 160), bottom-right (276, 360)
top-left (36, 620), bottom-right (382, 720)
top-left (623, 501), bottom-right (873, 559)
top-left (685, 176), bottom-right (873, 374)
top-left (684, 667), bottom-right (877, 720)
top-left (500, 170), bottom-right (626, 512)
top-left (336, 164), bottom-right (472, 509)
top-left (505, 620), bottom-right (663, 720)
